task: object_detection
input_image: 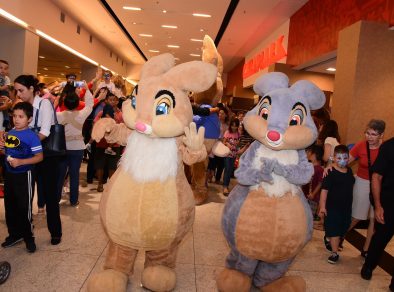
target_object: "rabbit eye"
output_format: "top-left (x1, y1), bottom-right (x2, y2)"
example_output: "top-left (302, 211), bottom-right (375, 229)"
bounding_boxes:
top-left (289, 104), bottom-right (306, 126)
top-left (131, 96), bottom-right (136, 109)
top-left (156, 100), bottom-right (170, 115)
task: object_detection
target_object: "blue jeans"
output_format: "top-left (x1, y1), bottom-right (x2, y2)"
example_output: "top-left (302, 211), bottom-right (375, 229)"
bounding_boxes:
top-left (58, 150), bottom-right (84, 205)
top-left (223, 157), bottom-right (236, 188)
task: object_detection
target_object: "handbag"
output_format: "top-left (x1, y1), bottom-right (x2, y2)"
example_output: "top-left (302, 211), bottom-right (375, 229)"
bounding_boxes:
top-left (33, 100), bottom-right (66, 157)
top-left (212, 140), bottom-right (231, 157)
top-left (366, 141), bottom-right (374, 207)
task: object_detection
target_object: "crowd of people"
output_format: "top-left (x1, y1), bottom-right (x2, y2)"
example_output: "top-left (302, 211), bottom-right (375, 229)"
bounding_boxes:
top-left (0, 58), bottom-right (392, 290)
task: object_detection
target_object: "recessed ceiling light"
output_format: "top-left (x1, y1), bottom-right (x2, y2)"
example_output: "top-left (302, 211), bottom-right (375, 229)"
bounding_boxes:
top-left (193, 13), bottom-right (211, 18)
top-left (190, 38), bottom-right (203, 42)
top-left (200, 28), bottom-right (205, 32)
top-left (44, 74), bottom-right (48, 77)
top-left (190, 54), bottom-right (200, 57)
top-left (167, 45), bottom-right (179, 48)
top-left (149, 50), bottom-right (160, 53)
top-left (43, 68), bottom-right (48, 70)
top-left (132, 22), bottom-right (137, 25)
top-left (37, 72), bottom-right (41, 75)
top-left (139, 34), bottom-right (153, 37)
top-left (61, 73), bottom-right (65, 76)
top-left (39, 55), bottom-right (45, 59)
top-left (174, 57), bottom-right (180, 60)
top-left (162, 10), bottom-right (167, 13)
top-left (161, 25), bottom-right (177, 29)
top-left (65, 65), bottom-right (70, 68)
top-left (326, 67), bottom-right (336, 72)
top-left (123, 6), bottom-right (142, 11)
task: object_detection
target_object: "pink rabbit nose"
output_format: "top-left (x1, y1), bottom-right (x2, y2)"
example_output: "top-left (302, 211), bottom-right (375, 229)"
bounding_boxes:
top-left (267, 130), bottom-right (281, 141)
top-left (135, 122), bottom-right (147, 132)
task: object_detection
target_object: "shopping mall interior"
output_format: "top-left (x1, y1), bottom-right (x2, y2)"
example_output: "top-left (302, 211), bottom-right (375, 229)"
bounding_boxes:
top-left (0, 0), bottom-right (393, 291)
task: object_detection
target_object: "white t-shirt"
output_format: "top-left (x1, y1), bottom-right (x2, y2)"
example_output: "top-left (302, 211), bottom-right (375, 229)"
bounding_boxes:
top-left (324, 137), bottom-right (340, 159)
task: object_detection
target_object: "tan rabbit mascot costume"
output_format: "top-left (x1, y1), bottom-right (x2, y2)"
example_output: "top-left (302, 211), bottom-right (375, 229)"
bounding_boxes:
top-left (190, 35), bottom-right (224, 205)
top-left (87, 53), bottom-right (217, 292)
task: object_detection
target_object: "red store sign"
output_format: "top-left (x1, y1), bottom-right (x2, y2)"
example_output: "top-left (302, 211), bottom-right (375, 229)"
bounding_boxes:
top-left (243, 35), bottom-right (287, 79)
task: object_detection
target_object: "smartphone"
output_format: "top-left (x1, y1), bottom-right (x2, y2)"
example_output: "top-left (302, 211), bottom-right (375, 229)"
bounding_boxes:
top-left (73, 81), bottom-right (84, 87)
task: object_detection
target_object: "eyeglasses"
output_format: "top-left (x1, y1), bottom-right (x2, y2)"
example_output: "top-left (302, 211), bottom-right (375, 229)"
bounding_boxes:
top-left (365, 131), bottom-right (380, 137)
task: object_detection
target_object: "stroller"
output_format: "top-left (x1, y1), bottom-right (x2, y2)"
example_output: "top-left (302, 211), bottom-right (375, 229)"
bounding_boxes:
top-left (0, 261), bottom-right (10, 284)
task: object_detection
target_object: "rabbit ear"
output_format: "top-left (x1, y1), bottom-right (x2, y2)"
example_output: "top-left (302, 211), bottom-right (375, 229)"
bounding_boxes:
top-left (202, 35), bottom-right (224, 77)
top-left (165, 61), bottom-right (217, 93)
top-left (253, 72), bottom-right (289, 96)
top-left (140, 53), bottom-right (175, 79)
top-left (291, 80), bottom-right (326, 110)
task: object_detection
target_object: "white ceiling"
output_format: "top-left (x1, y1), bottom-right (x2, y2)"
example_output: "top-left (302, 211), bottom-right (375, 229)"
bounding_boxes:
top-left (52, 0), bottom-right (308, 73)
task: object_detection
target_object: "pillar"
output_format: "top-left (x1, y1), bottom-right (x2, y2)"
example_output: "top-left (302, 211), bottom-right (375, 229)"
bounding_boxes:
top-left (0, 26), bottom-right (39, 80)
top-left (332, 21), bottom-right (394, 143)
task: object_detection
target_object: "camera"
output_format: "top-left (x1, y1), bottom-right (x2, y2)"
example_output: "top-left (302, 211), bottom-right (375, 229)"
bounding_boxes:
top-left (73, 81), bottom-right (84, 87)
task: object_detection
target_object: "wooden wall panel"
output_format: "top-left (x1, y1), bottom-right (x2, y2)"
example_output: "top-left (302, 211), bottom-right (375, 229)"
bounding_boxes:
top-left (287, 0), bottom-right (393, 66)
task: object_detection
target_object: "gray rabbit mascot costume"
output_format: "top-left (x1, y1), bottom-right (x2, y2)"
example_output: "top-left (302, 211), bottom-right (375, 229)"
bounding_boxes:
top-left (217, 72), bottom-right (325, 292)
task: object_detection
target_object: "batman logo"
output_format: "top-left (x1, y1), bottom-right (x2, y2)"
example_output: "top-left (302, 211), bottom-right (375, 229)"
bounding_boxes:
top-left (5, 135), bottom-right (20, 148)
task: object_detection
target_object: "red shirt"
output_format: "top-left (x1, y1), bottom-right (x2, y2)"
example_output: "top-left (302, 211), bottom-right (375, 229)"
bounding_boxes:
top-left (350, 140), bottom-right (380, 180)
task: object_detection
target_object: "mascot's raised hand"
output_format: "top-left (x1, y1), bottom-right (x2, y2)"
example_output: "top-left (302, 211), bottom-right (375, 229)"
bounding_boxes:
top-left (87, 53), bottom-right (217, 292)
top-left (183, 122), bottom-right (205, 152)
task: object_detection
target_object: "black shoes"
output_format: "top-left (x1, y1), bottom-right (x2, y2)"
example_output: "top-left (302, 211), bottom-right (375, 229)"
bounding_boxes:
top-left (25, 240), bottom-right (36, 253)
top-left (324, 236), bottom-right (332, 252)
top-left (328, 252), bottom-right (339, 264)
top-left (70, 201), bottom-right (80, 207)
top-left (51, 237), bottom-right (61, 245)
top-left (1, 236), bottom-right (23, 248)
top-left (361, 264), bottom-right (373, 280)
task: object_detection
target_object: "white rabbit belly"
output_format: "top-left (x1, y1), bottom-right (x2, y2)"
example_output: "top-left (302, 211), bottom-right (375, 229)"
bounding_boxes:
top-left (250, 146), bottom-right (300, 198)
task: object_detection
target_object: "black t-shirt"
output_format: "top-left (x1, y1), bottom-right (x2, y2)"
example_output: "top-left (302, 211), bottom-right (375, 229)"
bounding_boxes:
top-left (372, 137), bottom-right (394, 207)
top-left (321, 167), bottom-right (355, 212)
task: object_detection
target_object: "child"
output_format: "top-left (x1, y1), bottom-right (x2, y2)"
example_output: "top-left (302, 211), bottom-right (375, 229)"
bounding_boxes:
top-left (303, 144), bottom-right (324, 221)
top-left (1, 102), bottom-right (43, 253)
top-left (94, 93), bottom-right (122, 192)
top-left (319, 145), bottom-right (355, 264)
top-left (0, 60), bottom-right (11, 131)
top-left (102, 94), bottom-right (119, 156)
top-left (222, 117), bottom-right (240, 195)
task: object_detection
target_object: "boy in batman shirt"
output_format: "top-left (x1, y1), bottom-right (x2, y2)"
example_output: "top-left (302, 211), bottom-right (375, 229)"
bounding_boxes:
top-left (1, 102), bottom-right (43, 253)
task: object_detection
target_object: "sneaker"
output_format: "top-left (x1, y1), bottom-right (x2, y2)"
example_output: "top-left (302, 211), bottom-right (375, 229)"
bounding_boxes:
top-left (25, 239), bottom-right (36, 253)
top-left (328, 252), bottom-right (339, 264)
top-left (1, 236), bottom-right (23, 248)
top-left (51, 237), bottom-right (61, 245)
top-left (324, 236), bottom-right (332, 252)
top-left (70, 201), bottom-right (80, 207)
top-left (361, 264), bottom-right (373, 280)
top-left (97, 184), bottom-right (104, 192)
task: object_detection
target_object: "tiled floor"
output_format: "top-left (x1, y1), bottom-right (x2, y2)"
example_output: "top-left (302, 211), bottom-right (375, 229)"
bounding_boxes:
top-left (0, 166), bottom-right (392, 291)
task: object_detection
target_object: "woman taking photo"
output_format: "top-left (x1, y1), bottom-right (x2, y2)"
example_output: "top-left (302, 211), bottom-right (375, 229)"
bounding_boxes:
top-left (14, 75), bottom-right (62, 245)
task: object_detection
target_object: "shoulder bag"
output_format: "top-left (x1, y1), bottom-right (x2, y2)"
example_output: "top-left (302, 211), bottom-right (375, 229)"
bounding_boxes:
top-left (366, 141), bottom-right (374, 207)
top-left (33, 100), bottom-right (66, 157)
